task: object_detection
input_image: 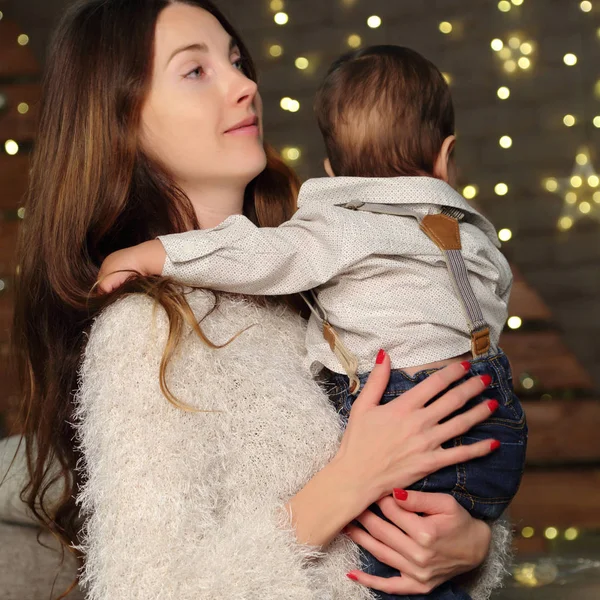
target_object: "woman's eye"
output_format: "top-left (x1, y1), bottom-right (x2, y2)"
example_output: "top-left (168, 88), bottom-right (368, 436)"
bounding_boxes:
top-left (186, 66), bottom-right (204, 79)
top-left (233, 59), bottom-right (244, 72)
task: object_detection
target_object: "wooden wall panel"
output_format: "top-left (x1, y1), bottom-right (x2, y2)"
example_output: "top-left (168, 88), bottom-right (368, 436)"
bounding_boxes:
top-left (0, 154), bottom-right (29, 210)
top-left (0, 83), bottom-right (40, 140)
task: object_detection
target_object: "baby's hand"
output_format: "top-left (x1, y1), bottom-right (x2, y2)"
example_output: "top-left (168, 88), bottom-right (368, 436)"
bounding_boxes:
top-left (96, 240), bottom-right (167, 294)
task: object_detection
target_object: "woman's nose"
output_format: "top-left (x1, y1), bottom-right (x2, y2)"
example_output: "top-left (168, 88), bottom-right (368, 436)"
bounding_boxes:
top-left (230, 71), bottom-right (258, 107)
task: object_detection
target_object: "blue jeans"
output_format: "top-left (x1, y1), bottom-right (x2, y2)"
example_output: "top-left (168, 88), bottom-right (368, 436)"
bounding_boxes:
top-left (324, 351), bottom-right (528, 600)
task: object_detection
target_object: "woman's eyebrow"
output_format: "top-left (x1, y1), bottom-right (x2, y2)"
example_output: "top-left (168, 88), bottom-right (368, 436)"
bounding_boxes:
top-left (166, 37), bottom-right (238, 67)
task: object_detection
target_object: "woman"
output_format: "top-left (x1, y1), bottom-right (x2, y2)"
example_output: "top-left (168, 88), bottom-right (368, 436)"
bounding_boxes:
top-left (9, 0), bottom-right (511, 598)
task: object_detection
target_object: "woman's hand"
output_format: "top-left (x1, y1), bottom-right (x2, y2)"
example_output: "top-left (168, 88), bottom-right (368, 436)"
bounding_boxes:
top-left (344, 491), bottom-right (491, 595)
top-left (96, 239), bottom-right (167, 293)
top-left (335, 350), bottom-right (499, 504)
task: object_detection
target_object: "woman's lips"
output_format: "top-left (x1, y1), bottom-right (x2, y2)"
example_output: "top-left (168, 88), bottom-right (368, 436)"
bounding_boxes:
top-left (224, 124), bottom-right (259, 136)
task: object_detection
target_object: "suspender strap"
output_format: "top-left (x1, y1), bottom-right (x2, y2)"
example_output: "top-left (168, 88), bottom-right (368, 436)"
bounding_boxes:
top-left (300, 290), bottom-right (361, 394)
top-left (341, 201), bottom-right (492, 358)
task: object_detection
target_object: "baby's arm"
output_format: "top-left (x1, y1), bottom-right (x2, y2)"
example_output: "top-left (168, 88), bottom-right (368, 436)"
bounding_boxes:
top-left (100, 207), bottom-right (367, 295)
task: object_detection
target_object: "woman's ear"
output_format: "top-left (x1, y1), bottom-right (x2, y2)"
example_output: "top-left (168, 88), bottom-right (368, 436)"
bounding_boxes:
top-left (433, 135), bottom-right (456, 183)
top-left (324, 158), bottom-right (336, 178)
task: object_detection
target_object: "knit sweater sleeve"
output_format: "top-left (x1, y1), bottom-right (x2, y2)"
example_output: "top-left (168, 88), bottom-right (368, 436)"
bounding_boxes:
top-left (73, 294), bottom-right (327, 600)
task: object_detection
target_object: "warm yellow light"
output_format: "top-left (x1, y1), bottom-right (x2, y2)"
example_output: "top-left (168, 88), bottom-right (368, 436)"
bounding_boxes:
top-left (499, 135), bottom-right (513, 148)
top-left (4, 140), bottom-right (19, 155)
top-left (270, 0), bottom-right (284, 10)
top-left (491, 38), bottom-right (504, 51)
top-left (504, 60), bottom-right (517, 73)
top-left (579, 201), bottom-right (592, 214)
top-left (518, 57), bottom-right (531, 69)
top-left (498, 47), bottom-right (512, 60)
top-left (439, 21), bottom-right (453, 34)
top-left (269, 44), bottom-right (283, 57)
top-left (280, 97), bottom-right (292, 110)
top-left (593, 116), bottom-right (600, 128)
top-left (0, 11), bottom-right (4, 20)
top-left (18, 34), bottom-right (29, 46)
top-left (564, 53), bottom-right (578, 66)
top-left (367, 15), bottom-right (382, 28)
top-left (544, 527), bottom-right (559, 540)
top-left (495, 183), bottom-right (509, 196)
top-left (564, 527), bottom-right (579, 541)
top-left (520, 42), bottom-right (533, 55)
top-left (347, 34), bottom-right (362, 48)
top-left (274, 12), bottom-right (289, 25)
top-left (512, 0), bottom-right (524, 5)
top-left (521, 526), bottom-right (535, 538)
top-left (570, 175), bottom-right (583, 188)
top-left (287, 99), bottom-right (300, 112)
top-left (588, 175), bottom-right (599, 187)
top-left (498, 0), bottom-right (512, 11)
top-left (559, 216), bottom-right (574, 230)
top-left (497, 86), bottom-right (511, 99)
top-left (522, 377), bottom-right (534, 389)
top-left (295, 57), bottom-right (309, 70)
top-left (594, 191), bottom-right (600, 203)
top-left (563, 114), bottom-right (576, 127)
top-left (442, 73), bottom-right (452, 84)
top-left (282, 147), bottom-right (301, 161)
top-left (508, 36), bottom-right (521, 49)
top-left (17, 207), bottom-right (25, 219)
top-left (544, 178), bottom-right (558, 192)
top-left (462, 185), bottom-right (478, 199)
top-left (595, 81), bottom-right (600, 98)
top-left (580, 0), bottom-right (592, 11)
top-left (508, 316), bottom-right (522, 329)
top-left (17, 102), bottom-right (29, 114)
top-left (499, 228), bottom-right (513, 242)
top-left (566, 192), bottom-right (578, 204)
top-left (576, 153), bottom-right (588, 165)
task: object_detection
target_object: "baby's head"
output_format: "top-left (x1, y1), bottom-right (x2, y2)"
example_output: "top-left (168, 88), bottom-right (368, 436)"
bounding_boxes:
top-left (314, 45), bottom-right (456, 183)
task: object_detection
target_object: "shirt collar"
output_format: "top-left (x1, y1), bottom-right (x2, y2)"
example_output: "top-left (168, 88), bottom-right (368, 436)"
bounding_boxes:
top-left (297, 176), bottom-right (501, 248)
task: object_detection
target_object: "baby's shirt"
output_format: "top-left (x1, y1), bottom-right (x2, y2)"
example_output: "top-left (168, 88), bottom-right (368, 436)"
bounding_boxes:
top-left (158, 177), bottom-right (512, 374)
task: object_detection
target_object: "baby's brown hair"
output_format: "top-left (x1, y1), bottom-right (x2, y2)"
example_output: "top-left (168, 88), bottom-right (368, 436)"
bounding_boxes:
top-left (314, 45), bottom-right (455, 178)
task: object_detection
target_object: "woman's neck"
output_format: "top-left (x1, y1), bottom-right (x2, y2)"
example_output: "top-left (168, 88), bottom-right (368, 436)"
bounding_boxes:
top-left (184, 184), bottom-right (245, 230)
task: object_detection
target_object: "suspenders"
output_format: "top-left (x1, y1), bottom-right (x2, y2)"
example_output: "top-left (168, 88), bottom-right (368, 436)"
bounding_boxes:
top-left (302, 201), bottom-right (493, 395)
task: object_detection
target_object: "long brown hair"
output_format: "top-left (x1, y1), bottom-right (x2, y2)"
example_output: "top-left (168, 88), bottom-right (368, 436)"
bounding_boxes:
top-left (314, 45), bottom-right (455, 177)
top-left (10, 0), bottom-right (299, 592)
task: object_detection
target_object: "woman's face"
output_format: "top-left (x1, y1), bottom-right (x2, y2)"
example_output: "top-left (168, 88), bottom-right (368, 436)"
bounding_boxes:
top-left (140, 4), bottom-right (267, 190)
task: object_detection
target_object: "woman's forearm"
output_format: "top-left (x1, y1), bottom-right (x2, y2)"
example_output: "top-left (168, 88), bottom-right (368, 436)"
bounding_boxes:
top-left (286, 455), bottom-right (374, 548)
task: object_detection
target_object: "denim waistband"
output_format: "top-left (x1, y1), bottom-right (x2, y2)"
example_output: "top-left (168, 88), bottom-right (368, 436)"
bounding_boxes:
top-left (324, 350), bottom-right (512, 394)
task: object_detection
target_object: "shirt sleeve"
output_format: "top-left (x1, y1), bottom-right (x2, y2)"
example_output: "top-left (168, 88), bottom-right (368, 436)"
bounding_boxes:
top-left (157, 206), bottom-right (365, 295)
top-left (73, 295), bottom-right (327, 600)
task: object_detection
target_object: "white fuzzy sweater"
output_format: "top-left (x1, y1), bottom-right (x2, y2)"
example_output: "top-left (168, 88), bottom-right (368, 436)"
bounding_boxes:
top-left (74, 291), bottom-right (511, 600)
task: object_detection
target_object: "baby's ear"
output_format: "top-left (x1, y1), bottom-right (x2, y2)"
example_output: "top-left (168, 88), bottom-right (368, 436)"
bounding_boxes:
top-left (324, 158), bottom-right (336, 177)
top-left (434, 135), bottom-right (456, 183)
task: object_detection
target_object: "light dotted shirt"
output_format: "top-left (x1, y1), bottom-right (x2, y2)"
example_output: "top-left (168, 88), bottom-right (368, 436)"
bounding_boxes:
top-left (159, 177), bottom-right (512, 374)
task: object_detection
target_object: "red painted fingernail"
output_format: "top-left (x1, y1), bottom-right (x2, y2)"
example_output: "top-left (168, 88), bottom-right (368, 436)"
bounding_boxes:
top-left (487, 400), bottom-right (499, 413)
top-left (461, 361), bottom-right (471, 371)
top-left (480, 375), bottom-right (492, 387)
top-left (376, 349), bottom-right (386, 364)
top-left (491, 440), bottom-right (501, 451)
top-left (393, 488), bottom-right (408, 501)
top-left (347, 572), bottom-right (359, 581)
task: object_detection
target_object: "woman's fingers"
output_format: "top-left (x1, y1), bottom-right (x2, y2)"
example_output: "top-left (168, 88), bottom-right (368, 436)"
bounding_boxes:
top-left (422, 373), bottom-right (490, 426)
top-left (350, 349), bottom-right (391, 413)
top-left (397, 362), bottom-right (470, 412)
top-left (434, 438), bottom-right (497, 471)
top-left (344, 523), bottom-right (418, 577)
top-left (347, 570), bottom-right (443, 595)
top-left (431, 397), bottom-right (497, 448)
